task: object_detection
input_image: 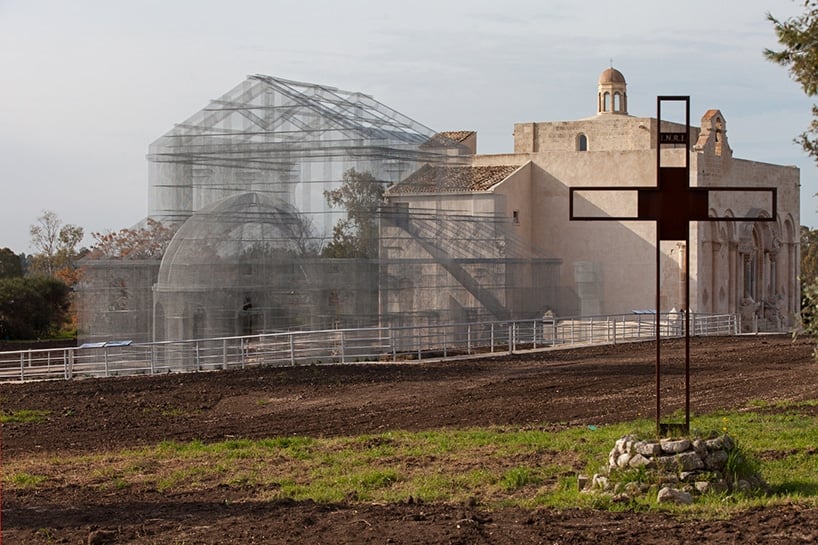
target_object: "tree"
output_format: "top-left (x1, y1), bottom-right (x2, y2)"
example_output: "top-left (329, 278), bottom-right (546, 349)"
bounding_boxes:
top-left (29, 210), bottom-right (61, 275)
top-left (322, 169), bottom-right (384, 258)
top-left (799, 225), bottom-right (818, 328)
top-left (0, 247), bottom-right (23, 279)
top-left (801, 226), bottom-right (818, 285)
top-left (0, 276), bottom-right (71, 340)
top-left (765, 2), bottom-right (818, 161)
top-left (767, 4), bottom-right (818, 335)
top-left (87, 218), bottom-right (175, 259)
top-left (29, 210), bottom-right (84, 277)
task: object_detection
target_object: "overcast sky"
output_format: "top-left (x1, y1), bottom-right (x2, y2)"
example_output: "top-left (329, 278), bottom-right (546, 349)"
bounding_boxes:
top-left (1, 0), bottom-right (815, 253)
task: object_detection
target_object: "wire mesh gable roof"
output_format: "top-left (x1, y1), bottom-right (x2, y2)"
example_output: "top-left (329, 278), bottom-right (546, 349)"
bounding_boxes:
top-left (386, 164), bottom-right (518, 194)
top-left (147, 75), bottom-right (464, 170)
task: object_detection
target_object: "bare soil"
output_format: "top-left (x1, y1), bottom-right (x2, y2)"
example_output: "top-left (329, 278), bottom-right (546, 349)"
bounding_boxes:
top-left (2, 335), bottom-right (818, 544)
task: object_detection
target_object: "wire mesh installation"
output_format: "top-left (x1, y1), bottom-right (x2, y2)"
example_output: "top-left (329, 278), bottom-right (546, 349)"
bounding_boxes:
top-left (76, 75), bottom-right (566, 346)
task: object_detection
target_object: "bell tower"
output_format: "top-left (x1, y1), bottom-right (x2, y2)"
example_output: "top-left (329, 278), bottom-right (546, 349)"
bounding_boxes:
top-left (597, 67), bottom-right (628, 115)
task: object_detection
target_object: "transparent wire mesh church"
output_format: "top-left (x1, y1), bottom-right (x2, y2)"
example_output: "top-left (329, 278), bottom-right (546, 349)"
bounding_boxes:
top-left (76, 68), bottom-right (800, 344)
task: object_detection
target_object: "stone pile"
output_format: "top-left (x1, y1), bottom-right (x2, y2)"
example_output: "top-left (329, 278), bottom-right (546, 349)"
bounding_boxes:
top-left (579, 433), bottom-right (767, 504)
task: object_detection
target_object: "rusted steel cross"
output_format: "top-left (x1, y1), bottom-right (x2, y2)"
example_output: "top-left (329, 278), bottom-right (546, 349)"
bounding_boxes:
top-left (570, 96), bottom-right (777, 436)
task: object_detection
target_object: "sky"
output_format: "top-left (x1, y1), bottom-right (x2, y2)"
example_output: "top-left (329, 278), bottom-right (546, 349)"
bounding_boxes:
top-left (1, 0), bottom-right (816, 254)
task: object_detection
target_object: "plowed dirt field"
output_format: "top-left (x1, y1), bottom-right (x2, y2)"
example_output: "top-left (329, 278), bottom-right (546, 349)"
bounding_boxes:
top-left (2, 335), bottom-right (817, 544)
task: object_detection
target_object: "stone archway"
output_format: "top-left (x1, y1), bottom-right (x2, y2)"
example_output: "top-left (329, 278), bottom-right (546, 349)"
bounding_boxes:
top-left (738, 222), bottom-right (761, 331)
top-left (783, 216), bottom-right (798, 323)
top-left (737, 218), bottom-right (785, 331)
top-left (703, 215), bottom-right (730, 314)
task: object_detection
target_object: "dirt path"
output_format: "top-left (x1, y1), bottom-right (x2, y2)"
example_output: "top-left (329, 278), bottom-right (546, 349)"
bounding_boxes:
top-left (2, 334), bottom-right (817, 544)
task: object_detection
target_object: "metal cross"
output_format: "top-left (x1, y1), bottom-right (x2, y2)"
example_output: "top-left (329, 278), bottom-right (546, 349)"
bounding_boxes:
top-left (570, 96), bottom-right (777, 436)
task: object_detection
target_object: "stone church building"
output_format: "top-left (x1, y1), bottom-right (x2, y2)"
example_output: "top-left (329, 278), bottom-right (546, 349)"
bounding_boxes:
top-left (382, 67), bottom-right (800, 332)
top-left (76, 68), bottom-right (799, 344)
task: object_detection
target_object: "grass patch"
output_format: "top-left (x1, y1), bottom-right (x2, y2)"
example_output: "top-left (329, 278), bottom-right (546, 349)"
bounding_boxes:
top-left (8, 472), bottom-right (48, 488)
top-left (0, 409), bottom-right (50, 423)
top-left (500, 466), bottom-right (543, 491)
top-left (3, 408), bottom-right (817, 515)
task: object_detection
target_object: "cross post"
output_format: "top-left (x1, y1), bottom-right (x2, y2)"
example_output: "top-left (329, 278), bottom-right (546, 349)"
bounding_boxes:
top-left (570, 96), bottom-right (777, 436)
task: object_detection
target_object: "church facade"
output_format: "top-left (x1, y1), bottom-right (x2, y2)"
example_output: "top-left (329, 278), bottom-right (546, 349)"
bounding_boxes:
top-left (383, 68), bottom-right (800, 332)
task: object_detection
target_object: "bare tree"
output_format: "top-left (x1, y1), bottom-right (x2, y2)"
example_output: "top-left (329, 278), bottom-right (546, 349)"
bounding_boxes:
top-left (29, 211), bottom-right (61, 275)
top-left (29, 210), bottom-right (84, 277)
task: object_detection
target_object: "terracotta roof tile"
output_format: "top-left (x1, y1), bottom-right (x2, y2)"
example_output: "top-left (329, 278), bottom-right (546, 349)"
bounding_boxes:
top-left (438, 131), bottom-right (475, 143)
top-left (387, 164), bottom-right (517, 194)
top-left (419, 131), bottom-right (475, 149)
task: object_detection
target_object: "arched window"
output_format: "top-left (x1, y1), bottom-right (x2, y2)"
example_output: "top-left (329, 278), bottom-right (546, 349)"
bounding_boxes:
top-left (577, 134), bottom-right (588, 151)
top-left (714, 116), bottom-right (723, 155)
top-left (603, 92), bottom-right (611, 112)
top-left (745, 226), bottom-right (763, 300)
top-left (613, 92), bottom-right (622, 112)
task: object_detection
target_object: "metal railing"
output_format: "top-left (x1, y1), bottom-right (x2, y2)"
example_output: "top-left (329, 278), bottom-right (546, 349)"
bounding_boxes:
top-left (0, 313), bottom-right (738, 383)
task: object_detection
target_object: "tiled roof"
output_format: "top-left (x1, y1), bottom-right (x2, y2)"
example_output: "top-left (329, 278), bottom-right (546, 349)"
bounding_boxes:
top-left (387, 164), bottom-right (517, 194)
top-left (438, 131), bottom-right (475, 143)
top-left (419, 131), bottom-right (475, 149)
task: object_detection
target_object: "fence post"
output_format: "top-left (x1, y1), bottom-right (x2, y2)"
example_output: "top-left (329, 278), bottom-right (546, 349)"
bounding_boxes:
top-left (612, 317), bottom-right (617, 344)
top-left (195, 341), bottom-right (201, 371)
top-left (19, 352), bottom-right (24, 381)
top-left (289, 334), bottom-right (295, 366)
top-left (222, 339), bottom-right (227, 368)
top-left (340, 330), bottom-right (346, 364)
top-left (391, 326), bottom-right (397, 362)
top-left (104, 347), bottom-right (110, 377)
top-left (467, 323), bottom-right (471, 355)
top-left (508, 323), bottom-right (513, 354)
top-left (491, 322), bottom-right (495, 353)
top-left (443, 328), bottom-right (447, 359)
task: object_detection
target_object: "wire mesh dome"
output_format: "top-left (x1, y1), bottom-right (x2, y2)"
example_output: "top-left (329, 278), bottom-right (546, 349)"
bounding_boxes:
top-left (157, 192), bottom-right (313, 288)
top-left (153, 191), bottom-right (338, 339)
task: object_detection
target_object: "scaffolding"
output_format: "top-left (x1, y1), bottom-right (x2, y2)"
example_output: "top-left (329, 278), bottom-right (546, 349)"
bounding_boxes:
top-left (76, 75), bottom-right (564, 345)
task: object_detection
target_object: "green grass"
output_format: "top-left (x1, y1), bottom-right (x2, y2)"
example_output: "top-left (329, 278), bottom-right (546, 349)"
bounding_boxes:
top-left (3, 404), bottom-right (817, 515)
top-left (8, 472), bottom-right (48, 488)
top-left (0, 409), bottom-right (50, 423)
